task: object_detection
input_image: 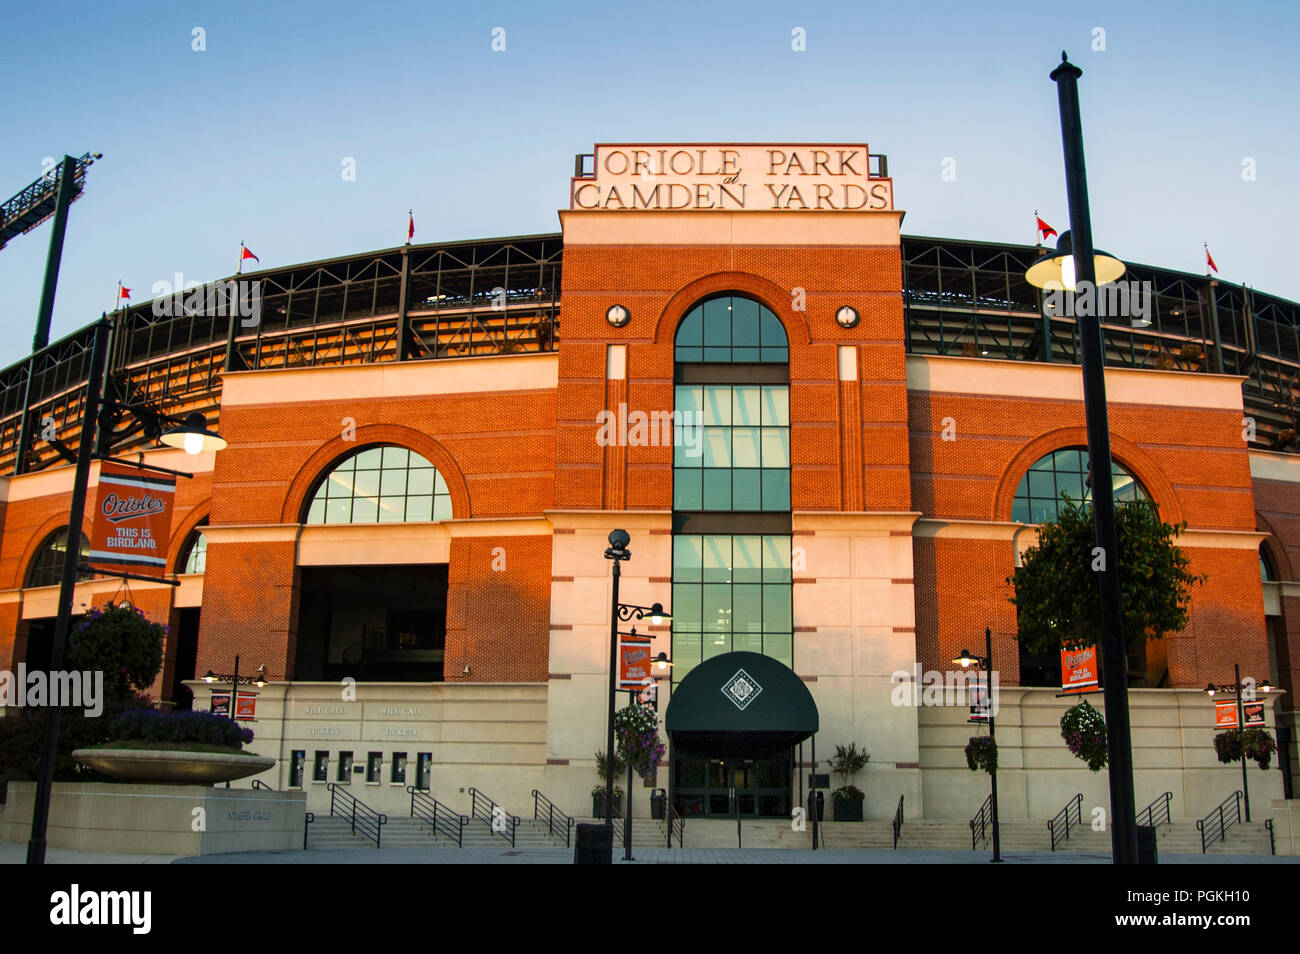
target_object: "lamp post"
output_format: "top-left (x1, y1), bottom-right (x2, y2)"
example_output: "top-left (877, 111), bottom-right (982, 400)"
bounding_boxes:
top-left (602, 529), bottom-right (670, 863)
top-left (1206, 665), bottom-right (1275, 822)
top-left (955, 627), bottom-right (1000, 862)
top-left (1025, 52), bottom-right (1140, 865)
top-left (204, 658), bottom-right (267, 787)
top-left (26, 318), bottom-right (227, 865)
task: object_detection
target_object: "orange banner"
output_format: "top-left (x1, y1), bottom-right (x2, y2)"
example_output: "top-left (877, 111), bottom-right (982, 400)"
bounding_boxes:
top-left (618, 637), bottom-right (655, 690)
top-left (89, 461), bottom-right (177, 578)
top-left (1061, 645), bottom-right (1099, 694)
top-left (1214, 699), bottom-right (1238, 728)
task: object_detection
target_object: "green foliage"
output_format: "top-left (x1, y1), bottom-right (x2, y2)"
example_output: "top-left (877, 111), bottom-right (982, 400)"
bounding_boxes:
top-left (67, 604), bottom-right (166, 701)
top-left (964, 736), bottom-right (998, 775)
top-left (1214, 727), bottom-right (1276, 770)
top-left (831, 784), bottom-right (865, 802)
top-left (1009, 498), bottom-right (1205, 655)
top-left (0, 692), bottom-right (154, 784)
top-left (1060, 699), bottom-right (1108, 772)
top-left (594, 749), bottom-right (626, 781)
top-left (828, 743), bottom-right (870, 789)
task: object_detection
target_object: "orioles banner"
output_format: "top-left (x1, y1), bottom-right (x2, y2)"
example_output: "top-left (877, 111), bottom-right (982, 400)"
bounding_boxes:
top-left (89, 461), bottom-right (177, 578)
top-left (1061, 645), bottom-right (1099, 694)
top-left (618, 637), bottom-right (655, 691)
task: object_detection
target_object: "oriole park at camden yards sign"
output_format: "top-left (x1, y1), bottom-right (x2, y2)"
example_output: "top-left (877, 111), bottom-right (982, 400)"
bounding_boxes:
top-left (88, 461), bottom-right (176, 578)
top-left (571, 144), bottom-right (894, 212)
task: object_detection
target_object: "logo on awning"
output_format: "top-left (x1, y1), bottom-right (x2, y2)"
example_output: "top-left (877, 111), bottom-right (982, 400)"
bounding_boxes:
top-left (722, 669), bottom-right (763, 711)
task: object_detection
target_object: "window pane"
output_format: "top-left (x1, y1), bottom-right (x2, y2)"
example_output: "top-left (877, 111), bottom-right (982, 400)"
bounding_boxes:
top-left (761, 346), bottom-right (788, 363)
top-left (702, 536), bottom-right (731, 583)
top-left (702, 469), bottom-right (732, 510)
top-left (672, 584), bottom-right (702, 631)
top-left (763, 537), bottom-right (791, 582)
top-left (434, 471), bottom-right (449, 496)
top-left (761, 429), bottom-right (790, 467)
top-left (433, 495), bottom-right (453, 521)
top-left (702, 427), bottom-right (731, 467)
top-left (674, 633), bottom-right (702, 677)
top-left (763, 586), bottom-right (792, 630)
top-left (351, 497), bottom-right (379, 523)
top-left (733, 584), bottom-right (763, 633)
top-left (405, 496), bottom-right (433, 522)
top-left (353, 470), bottom-right (381, 499)
top-left (759, 311), bottom-right (786, 346)
top-left (762, 387), bottom-right (790, 426)
top-left (325, 498), bottom-right (352, 524)
top-left (675, 470), bottom-right (702, 510)
top-left (733, 387), bottom-right (760, 426)
top-left (762, 469), bottom-right (791, 510)
top-left (732, 632), bottom-right (763, 654)
top-left (676, 307), bottom-right (703, 348)
top-left (674, 536), bottom-right (703, 583)
top-left (731, 469), bottom-right (761, 510)
top-left (703, 299), bottom-right (732, 346)
top-left (380, 469), bottom-right (408, 496)
top-left (677, 346), bottom-right (703, 362)
top-left (676, 385), bottom-right (703, 419)
top-left (732, 536), bottom-right (763, 583)
top-left (702, 584), bottom-right (731, 633)
top-left (377, 498), bottom-right (406, 522)
top-left (306, 497), bottom-right (325, 524)
top-left (764, 633), bottom-right (793, 668)
top-left (407, 469), bottom-right (434, 496)
top-left (702, 387), bottom-right (732, 425)
top-left (1027, 470), bottom-right (1055, 498)
top-left (355, 447), bottom-right (383, 469)
top-left (382, 446), bottom-right (410, 468)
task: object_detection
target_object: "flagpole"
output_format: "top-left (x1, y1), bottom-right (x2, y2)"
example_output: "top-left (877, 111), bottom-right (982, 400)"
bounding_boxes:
top-left (238, 242), bottom-right (244, 276)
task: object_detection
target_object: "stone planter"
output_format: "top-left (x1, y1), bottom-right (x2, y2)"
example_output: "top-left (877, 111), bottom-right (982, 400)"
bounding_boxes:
top-left (72, 748), bottom-right (275, 785)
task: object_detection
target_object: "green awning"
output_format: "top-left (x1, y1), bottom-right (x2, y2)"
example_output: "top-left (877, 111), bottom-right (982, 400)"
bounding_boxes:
top-left (665, 652), bottom-right (818, 757)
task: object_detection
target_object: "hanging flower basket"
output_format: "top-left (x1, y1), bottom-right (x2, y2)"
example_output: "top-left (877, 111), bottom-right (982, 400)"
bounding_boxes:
top-left (1214, 727), bottom-right (1276, 770)
top-left (613, 703), bottom-right (665, 780)
top-left (964, 736), bottom-right (997, 775)
top-left (1060, 699), bottom-right (1108, 772)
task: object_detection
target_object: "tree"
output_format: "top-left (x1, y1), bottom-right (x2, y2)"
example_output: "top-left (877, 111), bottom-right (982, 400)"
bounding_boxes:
top-left (1009, 498), bottom-right (1205, 657)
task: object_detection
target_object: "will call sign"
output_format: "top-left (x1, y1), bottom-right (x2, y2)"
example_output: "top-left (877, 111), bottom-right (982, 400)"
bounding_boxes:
top-left (571, 144), bottom-right (893, 212)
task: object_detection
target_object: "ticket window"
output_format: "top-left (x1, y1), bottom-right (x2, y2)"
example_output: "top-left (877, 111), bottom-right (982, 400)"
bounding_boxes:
top-left (337, 751), bottom-right (354, 783)
top-left (313, 751), bottom-right (329, 783)
top-left (416, 753), bottom-right (432, 791)
top-left (391, 752), bottom-right (408, 785)
top-left (289, 750), bottom-right (306, 788)
top-left (366, 752), bottom-right (382, 783)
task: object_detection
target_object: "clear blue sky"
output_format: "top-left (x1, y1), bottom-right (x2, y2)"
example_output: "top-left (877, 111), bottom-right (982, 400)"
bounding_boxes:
top-left (1, 0), bottom-right (1295, 370)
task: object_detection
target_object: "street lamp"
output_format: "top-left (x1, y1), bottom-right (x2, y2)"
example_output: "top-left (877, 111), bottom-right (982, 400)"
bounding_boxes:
top-left (603, 529), bottom-right (671, 863)
top-left (1025, 51), bottom-right (1141, 865)
top-left (1205, 664), bottom-right (1274, 822)
top-left (26, 317), bottom-right (226, 865)
top-left (954, 626), bottom-right (1000, 863)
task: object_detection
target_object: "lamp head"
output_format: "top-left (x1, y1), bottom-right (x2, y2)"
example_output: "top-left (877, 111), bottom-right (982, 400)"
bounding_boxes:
top-left (1205, 683), bottom-right (1217, 696)
top-left (648, 602), bottom-right (670, 626)
top-left (161, 411), bottom-right (227, 455)
top-left (952, 649), bottom-right (977, 669)
top-left (1025, 230), bottom-right (1126, 291)
top-left (204, 671), bottom-right (216, 683)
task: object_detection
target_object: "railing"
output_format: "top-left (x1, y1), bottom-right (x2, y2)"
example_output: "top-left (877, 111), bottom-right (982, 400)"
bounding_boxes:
top-left (892, 795), bottom-right (905, 850)
top-left (327, 782), bottom-right (387, 848)
top-left (408, 786), bottom-right (469, 848)
top-left (970, 794), bottom-right (992, 850)
top-left (531, 789), bottom-right (575, 848)
top-left (1048, 793), bottom-right (1084, 851)
top-left (303, 811), bottom-right (314, 850)
top-left (1137, 791), bottom-right (1173, 830)
top-left (1196, 791), bottom-right (1242, 853)
top-left (665, 803), bottom-right (684, 849)
top-left (467, 787), bottom-right (520, 848)
top-left (1265, 819), bottom-right (1275, 856)
top-left (250, 779), bottom-right (272, 791)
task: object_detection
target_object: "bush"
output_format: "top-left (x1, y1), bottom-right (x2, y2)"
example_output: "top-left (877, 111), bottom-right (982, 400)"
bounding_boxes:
top-left (107, 709), bottom-right (253, 749)
top-left (831, 784), bottom-right (865, 802)
top-left (67, 604), bottom-right (165, 702)
top-left (1214, 727), bottom-right (1275, 770)
top-left (0, 692), bottom-right (154, 783)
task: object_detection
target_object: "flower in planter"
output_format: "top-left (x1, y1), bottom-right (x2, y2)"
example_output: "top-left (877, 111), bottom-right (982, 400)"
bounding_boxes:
top-left (1215, 727), bottom-right (1275, 770)
top-left (828, 742), bottom-right (870, 802)
top-left (1060, 699), bottom-right (1108, 772)
top-left (964, 735), bottom-right (997, 775)
top-left (831, 784), bottom-right (865, 803)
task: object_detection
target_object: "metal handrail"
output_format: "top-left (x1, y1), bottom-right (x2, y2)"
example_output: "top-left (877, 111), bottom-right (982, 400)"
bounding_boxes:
top-left (327, 782), bottom-right (388, 848)
top-left (1048, 793), bottom-right (1084, 851)
top-left (250, 779), bottom-right (272, 791)
top-left (466, 787), bottom-right (520, 848)
top-left (303, 811), bottom-right (314, 850)
top-left (892, 795), bottom-right (904, 850)
top-left (1265, 818), bottom-right (1275, 856)
top-left (530, 789), bottom-right (575, 848)
top-left (1196, 791), bottom-right (1242, 853)
top-left (407, 786), bottom-right (469, 848)
top-left (668, 804), bottom-right (685, 849)
top-left (970, 794), bottom-right (992, 850)
top-left (1137, 791), bottom-right (1173, 830)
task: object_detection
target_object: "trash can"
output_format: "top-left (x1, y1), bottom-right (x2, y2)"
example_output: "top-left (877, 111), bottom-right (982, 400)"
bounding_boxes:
top-left (1137, 825), bottom-right (1159, 865)
top-left (650, 789), bottom-right (666, 820)
top-left (574, 822), bottom-right (613, 864)
top-left (808, 790), bottom-right (825, 822)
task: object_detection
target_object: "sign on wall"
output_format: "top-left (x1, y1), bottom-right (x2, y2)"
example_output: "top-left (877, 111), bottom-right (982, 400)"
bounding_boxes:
top-left (571, 144), bottom-right (893, 212)
top-left (88, 461), bottom-right (177, 578)
top-left (1060, 645), bottom-right (1099, 695)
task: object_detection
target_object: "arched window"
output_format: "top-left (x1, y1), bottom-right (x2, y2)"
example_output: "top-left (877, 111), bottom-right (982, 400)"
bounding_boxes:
top-left (26, 528), bottom-right (91, 588)
top-left (1260, 545), bottom-right (1277, 582)
top-left (674, 294), bottom-right (788, 363)
top-left (304, 445), bottom-right (451, 524)
top-left (179, 521), bottom-right (208, 574)
top-left (1011, 447), bottom-right (1149, 524)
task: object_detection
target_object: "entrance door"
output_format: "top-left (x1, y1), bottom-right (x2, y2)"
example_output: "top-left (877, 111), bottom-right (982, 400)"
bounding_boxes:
top-left (674, 755), bottom-right (791, 817)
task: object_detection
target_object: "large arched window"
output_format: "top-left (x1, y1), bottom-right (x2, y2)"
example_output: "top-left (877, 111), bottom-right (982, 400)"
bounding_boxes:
top-left (179, 520), bottom-right (208, 574)
top-left (304, 445), bottom-right (451, 524)
top-left (26, 528), bottom-right (91, 588)
top-left (674, 295), bottom-right (789, 364)
top-left (1011, 447), bottom-right (1149, 524)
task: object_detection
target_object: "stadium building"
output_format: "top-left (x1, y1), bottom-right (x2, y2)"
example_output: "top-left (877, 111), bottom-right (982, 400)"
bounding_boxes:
top-left (1, 143), bottom-right (1297, 847)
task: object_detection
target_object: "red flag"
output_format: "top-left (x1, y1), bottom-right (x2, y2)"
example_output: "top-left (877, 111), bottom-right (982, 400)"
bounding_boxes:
top-left (1205, 245), bottom-right (1218, 274)
top-left (407, 211), bottom-right (415, 242)
top-left (241, 244), bottom-right (259, 263)
top-left (118, 284), bottom-right (131, 300)
top-left (1036, 214), bottom-right (1057, 241)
